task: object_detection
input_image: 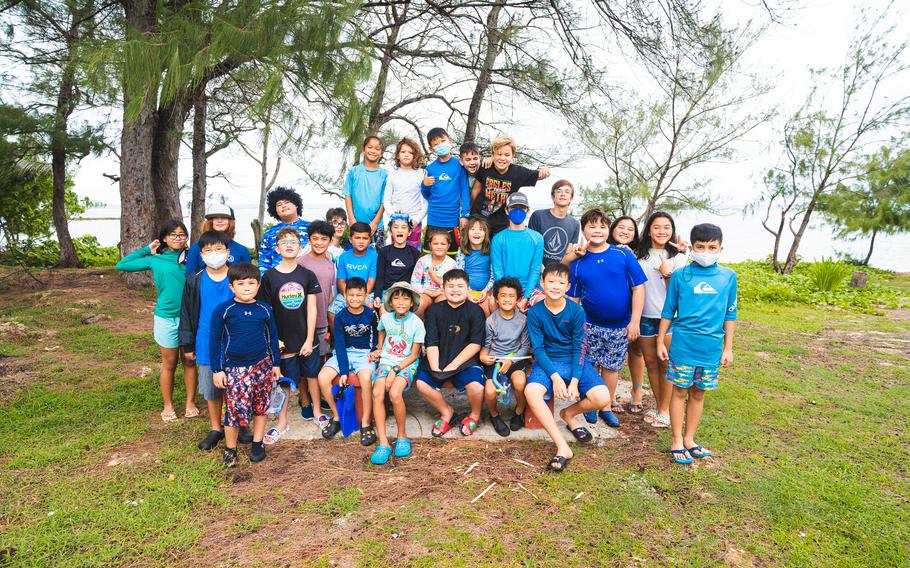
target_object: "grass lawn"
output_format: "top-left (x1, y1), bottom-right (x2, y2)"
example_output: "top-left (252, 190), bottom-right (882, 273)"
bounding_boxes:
top-left (0, 269), bottom-right (907, 566)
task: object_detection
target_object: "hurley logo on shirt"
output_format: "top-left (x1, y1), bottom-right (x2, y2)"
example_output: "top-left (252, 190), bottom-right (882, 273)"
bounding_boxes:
top-left (694, 282), bottom-right (718, 294)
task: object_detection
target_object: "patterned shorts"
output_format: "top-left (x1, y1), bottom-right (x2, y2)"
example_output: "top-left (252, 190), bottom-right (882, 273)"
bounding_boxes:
top-left (223, 358), bottom-right (273, 427)
top-left (583, 322), bottom-right (628, 371)
top-left (372, 362), bottom-right (418, 389)
top-left (665, 361), bottom-right (719, 390)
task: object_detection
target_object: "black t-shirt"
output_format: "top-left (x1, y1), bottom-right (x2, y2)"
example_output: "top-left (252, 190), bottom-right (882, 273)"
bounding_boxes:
top-left (257, 265), bottom-right (321, 354)
top-left (419, 300), bottom-right (485, 372)
top-left (375, 243), bottom-right (420, 297)
top-left (471, 164), bottom-right (540, 235)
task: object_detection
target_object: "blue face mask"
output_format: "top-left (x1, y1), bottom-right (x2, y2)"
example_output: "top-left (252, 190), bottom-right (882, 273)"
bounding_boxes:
top-left (508, 208), bottom-right (528, 225)
top-left (434, 141), bottom-right (452, 157)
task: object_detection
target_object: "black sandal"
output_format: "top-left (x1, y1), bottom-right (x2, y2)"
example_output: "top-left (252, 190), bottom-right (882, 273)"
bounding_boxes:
top-left (566, 425), bottom-right (593, 444)
top-left (360, 426), bottom-right (377, 446)
top-left (628, 404), bottom-right (645, 415)
top-left (547, 455), bottom-right (571, 472)
top-left (321, 419), bottom-right (341, 439)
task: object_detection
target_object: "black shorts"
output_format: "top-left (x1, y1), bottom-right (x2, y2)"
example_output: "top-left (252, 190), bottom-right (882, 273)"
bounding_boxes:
top-left (422, 225), bottom-right (459, 256)
top-left (484, 359), bottom-right (530, 382)
top-left (279, 351), bottom-right (320, 389)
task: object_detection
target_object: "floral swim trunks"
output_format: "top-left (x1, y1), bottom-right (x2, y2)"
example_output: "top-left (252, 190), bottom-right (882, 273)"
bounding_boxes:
top-left (665, 360), bottom-right (719, 391)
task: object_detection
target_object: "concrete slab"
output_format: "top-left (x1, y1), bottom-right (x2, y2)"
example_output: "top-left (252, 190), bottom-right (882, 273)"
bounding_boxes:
top-left (277, 379), bottom-right (633, 443)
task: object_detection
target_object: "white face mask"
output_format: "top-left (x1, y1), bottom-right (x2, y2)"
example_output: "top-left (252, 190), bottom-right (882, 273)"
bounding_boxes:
top-left (202, 251), bottom-right (228, 269)
top-left (690, 251), bottom-right (719, 267)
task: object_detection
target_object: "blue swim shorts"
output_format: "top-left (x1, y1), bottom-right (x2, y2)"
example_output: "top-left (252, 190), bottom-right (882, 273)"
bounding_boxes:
top-left (527, 360), bottom-right (605, 402)
top-left (665, 360), bottom-right (719, 390)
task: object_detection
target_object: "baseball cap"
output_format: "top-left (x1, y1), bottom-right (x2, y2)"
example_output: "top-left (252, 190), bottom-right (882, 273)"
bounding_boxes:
top-left (205, 203), bottom-right (235, 219)
top-left (506, 192), bottom-right (529, 209)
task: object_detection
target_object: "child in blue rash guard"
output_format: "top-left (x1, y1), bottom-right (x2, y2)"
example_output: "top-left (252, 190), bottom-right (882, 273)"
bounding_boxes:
top-left (317, 278), bottom-right (379, 446)
top-left (657, 223), bottom-right (737, 465)
top-left (525, 263), bottom-right (610, 472)
top-left (258, 187), bottom-right (310, 276)
top-left (421, 126), bottom-right (470, 255)
top-left (328, 222), bottom-right (378, 330)
top-left (490, 192), bottom-right (544, 313)
top-left (568, 208), bottom-right (647, 428)
top-left (456, 216), bottom-right (494, 316)
top-left (344, 135), bottom-right (388, 246)
top-left (209, 263), bottom-right (281, 467)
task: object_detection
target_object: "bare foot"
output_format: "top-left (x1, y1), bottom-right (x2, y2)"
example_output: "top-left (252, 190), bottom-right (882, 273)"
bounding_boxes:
top-left (558, 407), bottom-right (581, 432)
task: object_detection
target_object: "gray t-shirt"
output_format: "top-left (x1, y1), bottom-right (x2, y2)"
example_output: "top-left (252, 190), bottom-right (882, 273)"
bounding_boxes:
top-left (529, 209), bottom-right (580, 265)
top-left (483, 310), bottom-right (531, 358)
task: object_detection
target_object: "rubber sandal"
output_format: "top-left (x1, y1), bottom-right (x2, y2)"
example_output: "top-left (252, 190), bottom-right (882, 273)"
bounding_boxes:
top-left (394, 438), bottom-right (412, 457)
top-left (360, 426), bottom-right (377, 446)
top-left (628, 404), bottom-right (645, 415)
top-left (651, 413), bottom-right (670, 428)
top-left (490, 415), bottom-right (510, 437)
top-left (509, 412), bottom-right (525, 432)
top-left (643, 409), bottom-right (657, 423)
top-left (547, 455), bottom-right (571, 472)
top-left (370, 445), bottom-right (392, 465)
top-left (321, 419), bottom-right (341, 439)
top-left (160, 409), bottom-right (177, 422)
top-left (460, 416), bottom-right (478, 436)
top-left (184, 407), bottom-right (200, 419)
top-left (610, 403), bottom-right (625, 414)
top-left (263, 426), bottom-right (288, 445)
top-left (671, 448), bottom-right (693, 464)
top-left (566, 425), bottom-right (593, 443)
top-left (686, 445), bottom-right (713, 459)
top-left (431, 413), bottom-right (459, 438)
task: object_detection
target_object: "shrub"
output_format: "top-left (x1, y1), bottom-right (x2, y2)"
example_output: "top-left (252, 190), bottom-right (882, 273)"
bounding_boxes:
top-left (0, 235), bottom-right (119, 267)
top-left (808, 257), bottom-right (852, 292)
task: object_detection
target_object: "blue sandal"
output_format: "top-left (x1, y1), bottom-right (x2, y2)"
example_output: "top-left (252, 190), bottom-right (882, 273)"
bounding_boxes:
top-left (370, 445), bottom-right (392, 465)
top-left (670, 448), bottom-right (693, 464)
top-left (394, 438), bottom-right (412, 457)
top-left (686, 445), bottom-right (712, 459)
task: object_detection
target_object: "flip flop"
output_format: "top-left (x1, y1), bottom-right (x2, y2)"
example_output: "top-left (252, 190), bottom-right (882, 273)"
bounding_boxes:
top-left (160, 409), bottom-right (177, 422)
top-left (460, 416), bottom-right (478, 436)
top-left (643, 409), bottom-right (658, 423)
top-left (610, 403), bottom-right (625, 414)
top-left (671, 448), bottom-right (693, 464)
top-left (547, 455), bottom-right (571, 472)
top-left (431, 413), bottom-right (460, 438)
top-left (651, 413), bottom-right (670, 428)
top-left (263, 426), bottom-right (288, 445)
top-left (628, 404), bottom-right (645, 415)
top-left (686, 445), bottom-right (713, 459)
top-left (184, 407), bottom-right (200, 419)
top-left (566, 425), bottom-right (593, 443)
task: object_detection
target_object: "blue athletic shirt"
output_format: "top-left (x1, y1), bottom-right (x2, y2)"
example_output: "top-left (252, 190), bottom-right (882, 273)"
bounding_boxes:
top-left (195, 271), bottom-right (232, 365)
top-left (490, 228), bottom-right (544, 299)
top-left (209, 299), bottom-right (280, 372)
top-left (336, 247), bottom-right (378, 283)
top-left (343, 164), bottom-right (388, 224)
top-left (421, 156), bottom-right (470, 228)
top-left (526, 299), bottom-right (586, 381)
top-left (661, 262), bottom-right (737, 368)
top-left (567, 245), bottom-right (647, 328)
top-left (333, 307), bottom-right (378, 375)
top-left (456, 249), bottom-right (494, 291)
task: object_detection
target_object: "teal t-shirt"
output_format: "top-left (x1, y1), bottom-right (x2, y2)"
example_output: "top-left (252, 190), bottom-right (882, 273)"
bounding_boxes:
top-left (343, 164), bottom-right (388, 223)
top-left (377, 311), bottom-right (426, 367)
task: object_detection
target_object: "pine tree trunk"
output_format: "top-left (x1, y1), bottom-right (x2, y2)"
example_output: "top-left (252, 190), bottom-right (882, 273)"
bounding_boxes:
top-left (464, 0), bottom-right (505, 144)
top-left (862, 228), bottom-right (877, 266)
top-left (152, 97), bottom-right (189, 228)
top-left (51, 36), bottom-right (83, 269)
top-left (190, 91), bottom-right (207, 243)
top-left (782, 201), bottom-right (819, 274)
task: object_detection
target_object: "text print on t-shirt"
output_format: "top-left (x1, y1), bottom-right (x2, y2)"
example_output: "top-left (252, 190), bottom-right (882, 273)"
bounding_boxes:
top-left (279, 282), bottom-right (305, 309)
top-left (483, 179), bottom-right (513, 213)
top-left (345, 261), bottom-right (370, 273)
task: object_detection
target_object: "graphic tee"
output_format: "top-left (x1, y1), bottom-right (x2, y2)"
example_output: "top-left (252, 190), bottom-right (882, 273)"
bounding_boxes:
top-left (333, 307), bottom-right (378, 375)
top-left (419, 301), bottom-right (485, 371)
top-left (529, 209), bottom-right (580, 265)
top-left (377, 312), bottom-right (426, 367)
top-left (567, 245), bottom-right (647, 328)
top-left (472, 164), bottom-right (540, 234)
top-left (257, 265), bottom-right (321, 354)
top-left (375, 244), bottom-right (421, 297)
top-left (337, 247), bottom-right (378, 284)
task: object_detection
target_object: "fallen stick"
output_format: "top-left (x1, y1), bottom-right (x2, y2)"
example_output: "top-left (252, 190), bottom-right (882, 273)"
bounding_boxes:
top-left (573, 491), bottom-right (585, 501)
top-left (471, 482), bottom-right (496, 503)
top-left (512, 458), bottom-right (534, 468)
top-left (515, 482), bottom-right (538, 500)
top-left (463, 462), bottom-right (479, 476)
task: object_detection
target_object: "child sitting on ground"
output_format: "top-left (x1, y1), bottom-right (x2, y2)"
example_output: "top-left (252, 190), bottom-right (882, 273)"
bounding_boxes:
top-left (410, 228), bottom-right (457, 318)
top-left (344, 135), bottom-right (388, 245)
top-left (456, 216), bottom-right (494, 317)
top-left (657, 223), bottom-right (736, 465)
top-left (383, 138), bottom-right (427, 249)
top-left (374, 214), bottom-right (421, 312)
top-left (480, 277), bottom-right (531, 437)
top-left (414, 269), bottom-right (486, 437)
top-left (209, 263), bottom-right (281, 467)
top-left (525, 263), bottom-right (611, 472)
top-left (368, 282), bottom-right (425, 464)
top-left (329, 222), bottom-right (378, 331)
top-left (490, 192), bottom-right (544, 313)
top-left (257, 228), bottom-right (321, 445)
top-left (317, 277), bottom-right (378, 446)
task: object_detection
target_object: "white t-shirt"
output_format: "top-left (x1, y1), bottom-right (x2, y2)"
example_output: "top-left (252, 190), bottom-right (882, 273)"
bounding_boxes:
top-left (639, 248), bottom-right (690, 318)
top-left (383, 167), bottom-right (427, 225)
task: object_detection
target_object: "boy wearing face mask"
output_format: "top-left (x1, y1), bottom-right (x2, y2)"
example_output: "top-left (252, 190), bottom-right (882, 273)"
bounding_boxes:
top-left (179, 231), bottom-right (243, 450)
top-left (490, 192), bottom-right (544, 313)
top-left (657, 223), bottom-right (737, 465)
top-left (421, 127), bottom-right (471, 256)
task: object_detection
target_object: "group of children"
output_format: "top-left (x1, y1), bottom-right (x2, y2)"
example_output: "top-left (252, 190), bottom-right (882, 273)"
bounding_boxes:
top-left (116, 127), bottom-right (737, 472)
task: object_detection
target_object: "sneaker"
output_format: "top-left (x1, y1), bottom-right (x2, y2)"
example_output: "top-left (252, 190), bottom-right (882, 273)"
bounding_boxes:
top-left (319, 398), bottom-right (331, 412)
top-left (300, 403), bottom-right (314, 421)
top-left (249, 443), bottom-right (266, 463)
top-left (509, 412), bottom-right (525, 432)
top-left (583, 411), bottom-right (598, 424)
top-left (490, 414), bottom-right (510, 437)
top-left (599, 410), bottom-right (620, 428)
top-left (222, 448), bottom-right (237, 468)
top-left (237, 426), bottom-right (253, 444)
top-left (198, 429), bottom-right (224, 451)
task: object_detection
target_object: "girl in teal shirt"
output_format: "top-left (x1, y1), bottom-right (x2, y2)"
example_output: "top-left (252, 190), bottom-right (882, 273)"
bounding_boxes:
top-left (116, 220), bottom-right (198, 422)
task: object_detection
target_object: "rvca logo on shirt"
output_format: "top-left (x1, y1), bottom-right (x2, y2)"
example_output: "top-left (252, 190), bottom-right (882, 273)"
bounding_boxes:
top-left (694, 282), bottom-right (718, 294)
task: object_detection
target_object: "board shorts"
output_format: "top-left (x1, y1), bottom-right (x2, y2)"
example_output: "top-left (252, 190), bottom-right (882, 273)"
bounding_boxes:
top-left (223, 357), bottom-right (273, 427)
top-left (527, 360), bottom-right (605, 402)
top-left (372, 362), bottom-right (418, 390)
top-left (407, 223), bottom-right (423, 249)
top-left (328, 293), bottom-right (376, 315)
top-left (527, 288), bottom-right (546, 307)
top-left (152, 315), bottom-right (180, 349)
top-left (278, 350), bottom-right (321, 390)
top-left (197, 364), bottom-right (223, 401)
top-left (584, 322), bottom-right (628, 371)
top-left (415, 365), bottom-right (485, 391)
top-left (640, 316), bottom-right (673, 337)
top-left (323, 347), bottom-right (375, 375)
top-left (484, 359), bottom-right (530, 382)
top-left (665, 361), bottom-right (719, 390)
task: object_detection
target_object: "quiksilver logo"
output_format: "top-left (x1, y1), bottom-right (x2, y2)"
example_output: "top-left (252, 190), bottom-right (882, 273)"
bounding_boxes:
top-left (693, 282), bottom-right (718, 294)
